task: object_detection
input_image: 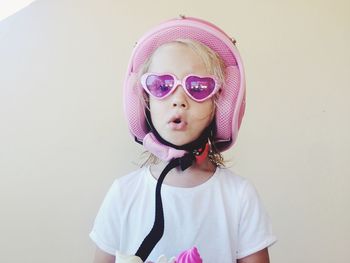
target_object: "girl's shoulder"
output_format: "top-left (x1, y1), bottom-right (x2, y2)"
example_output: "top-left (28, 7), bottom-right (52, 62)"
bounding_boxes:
top-left (216, 166), bottom-right (250, 187)
top-left (105, 167), bottom-right (150, 204)
top-left (215, 167), bottom-right (261, 201)
top-left (111, 166), bottom-right (148, 190)
top-left (117, 166), bottom-right (147, 181)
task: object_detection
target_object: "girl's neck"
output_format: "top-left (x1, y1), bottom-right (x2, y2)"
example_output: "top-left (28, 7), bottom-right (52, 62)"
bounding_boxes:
top-left (149, 158), bottom-right (217, 188)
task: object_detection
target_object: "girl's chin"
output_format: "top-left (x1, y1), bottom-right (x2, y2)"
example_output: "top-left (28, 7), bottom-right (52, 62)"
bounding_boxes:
top-left (158, 129), bottom-right (201, 146)
top-left (162, 135), bottom-right (195, 146)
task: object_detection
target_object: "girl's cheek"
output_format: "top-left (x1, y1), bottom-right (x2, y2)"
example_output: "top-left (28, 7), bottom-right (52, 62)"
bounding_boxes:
top-left (149, 99), bottom-right (166, 112)
top-left (192, 103), bottom-right (215, 120)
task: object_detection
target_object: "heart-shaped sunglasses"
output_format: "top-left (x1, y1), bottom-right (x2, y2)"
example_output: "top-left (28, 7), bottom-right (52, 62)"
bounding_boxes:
top-left (141, 73), bottom-right (221, 102)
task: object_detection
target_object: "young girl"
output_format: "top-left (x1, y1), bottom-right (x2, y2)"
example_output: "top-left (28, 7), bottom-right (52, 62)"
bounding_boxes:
top-left (90, 16), bottom-right (277, 263)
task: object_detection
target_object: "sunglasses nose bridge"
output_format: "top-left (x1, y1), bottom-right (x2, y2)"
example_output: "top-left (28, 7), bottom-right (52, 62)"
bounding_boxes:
top-left (168, 78), bottom-right (184, 95)
top-left (173, 78), bottom-right (183, 88)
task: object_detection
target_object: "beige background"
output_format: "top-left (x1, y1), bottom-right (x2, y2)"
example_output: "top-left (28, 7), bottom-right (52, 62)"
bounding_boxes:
top-left (0, 0), bottom-right (349, 262)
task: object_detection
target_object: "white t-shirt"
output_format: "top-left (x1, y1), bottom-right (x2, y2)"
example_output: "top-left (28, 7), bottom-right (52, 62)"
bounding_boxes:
top-left (89, 166), bottom-right (277, 262)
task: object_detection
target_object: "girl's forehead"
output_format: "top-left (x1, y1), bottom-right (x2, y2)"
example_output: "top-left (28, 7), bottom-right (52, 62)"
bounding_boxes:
top-left (148, 43), bottom-right (208, 75)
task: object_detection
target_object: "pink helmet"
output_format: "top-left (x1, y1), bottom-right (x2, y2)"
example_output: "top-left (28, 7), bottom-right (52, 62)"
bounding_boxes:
top-left (123, 16), bottom-right (246, 160)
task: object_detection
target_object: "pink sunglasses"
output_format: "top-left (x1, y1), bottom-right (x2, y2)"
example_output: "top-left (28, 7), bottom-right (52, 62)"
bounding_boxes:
top-left (141, 73), bottom-right (221, 102)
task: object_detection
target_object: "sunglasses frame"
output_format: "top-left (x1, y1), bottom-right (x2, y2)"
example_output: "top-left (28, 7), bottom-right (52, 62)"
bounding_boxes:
top-left (140, 72), bottom-right (221, 102)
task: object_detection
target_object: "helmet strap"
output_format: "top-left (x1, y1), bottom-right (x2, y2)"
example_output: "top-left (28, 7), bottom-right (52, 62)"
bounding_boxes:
top-left (135, 110), bottom-right (214, 260)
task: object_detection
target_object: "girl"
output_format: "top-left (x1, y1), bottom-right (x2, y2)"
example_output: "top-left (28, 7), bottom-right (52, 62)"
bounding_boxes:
top-left (90, 16), bottom-right (277, 263)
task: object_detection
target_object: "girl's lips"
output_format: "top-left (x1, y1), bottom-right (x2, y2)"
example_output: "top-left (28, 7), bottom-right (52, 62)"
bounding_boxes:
top-left (168, 121), bottom-right (187, 130)
top-left (168, 115), bottom-right (187, 130)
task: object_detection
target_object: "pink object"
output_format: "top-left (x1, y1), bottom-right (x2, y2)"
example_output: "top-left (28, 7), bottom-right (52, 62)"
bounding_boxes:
top-left (176, 247), bottom-right (203, 263)
top-left (143, 133), bottom-right (187, 161)
top-left (123, 16), bottom-right (246, 159)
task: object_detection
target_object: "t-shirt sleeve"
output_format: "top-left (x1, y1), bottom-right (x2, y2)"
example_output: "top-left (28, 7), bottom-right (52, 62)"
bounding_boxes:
top-left (236, 180), bottom-right (277, 259)
top-left (89, 179), bottom-right (121, 255)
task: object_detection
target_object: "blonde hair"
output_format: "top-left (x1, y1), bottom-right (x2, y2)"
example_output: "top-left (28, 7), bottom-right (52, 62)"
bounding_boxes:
top-left (137, 39), bottom-right (226, 167)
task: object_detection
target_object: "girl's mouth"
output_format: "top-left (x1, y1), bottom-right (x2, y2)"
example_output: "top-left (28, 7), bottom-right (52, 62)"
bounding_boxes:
top-left (169, 116), bottom-right (187, 130)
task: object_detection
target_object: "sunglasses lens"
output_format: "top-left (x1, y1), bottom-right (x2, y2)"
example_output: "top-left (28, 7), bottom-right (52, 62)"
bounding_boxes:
top-left (185, 76), bottom-right (216, 101)
top-left (144, 74), bottom-right (174, 98)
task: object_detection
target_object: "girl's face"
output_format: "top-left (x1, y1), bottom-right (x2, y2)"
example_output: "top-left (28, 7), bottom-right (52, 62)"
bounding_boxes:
top-left (147, 43), bottom-right (215, 146)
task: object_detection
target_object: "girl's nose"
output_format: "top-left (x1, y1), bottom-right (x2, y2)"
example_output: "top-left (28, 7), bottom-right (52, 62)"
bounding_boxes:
top-left (171, 85), bottom-right (188, 109)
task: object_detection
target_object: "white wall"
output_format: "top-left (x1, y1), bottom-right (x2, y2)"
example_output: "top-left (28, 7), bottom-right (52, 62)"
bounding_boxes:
top-left (0, 0), bottom-right (36, 21)
top-left (0, 0), bottom-right (349, 262)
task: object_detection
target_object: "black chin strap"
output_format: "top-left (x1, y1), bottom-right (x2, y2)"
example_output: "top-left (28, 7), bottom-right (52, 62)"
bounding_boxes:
top-left (135, 111), bottom-right (212, 261)
top-left (135, 158), bottom-right (183, 260)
